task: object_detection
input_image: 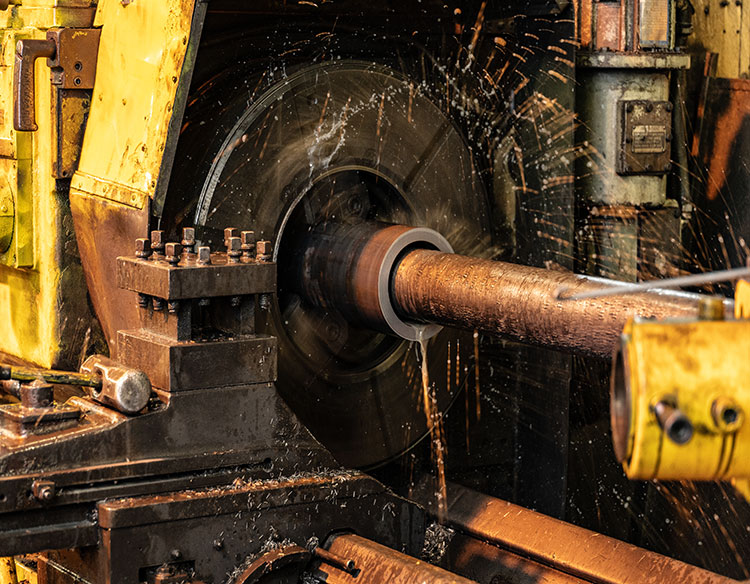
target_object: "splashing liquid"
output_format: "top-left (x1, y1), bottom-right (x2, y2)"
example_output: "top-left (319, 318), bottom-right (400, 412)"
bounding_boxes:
top-left (417, 328), bottom-right (448, 519)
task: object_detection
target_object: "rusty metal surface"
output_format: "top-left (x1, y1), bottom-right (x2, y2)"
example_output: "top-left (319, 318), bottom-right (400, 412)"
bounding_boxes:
top-left (117, 330), bottom-right (277, 391)
top-left (69, 192), bottom-right (149, 357)
top-left (444, 533), bottom-right (585, 584)
top-left (46, 28), bottom-right (100, 90)
top-left (13, 38), bottom-right (56, 131)
top-left (429, 483), bottom-right (739, 584)
top-left (117, 254), bottom-right (276, 300)
top-left (392, 248), bottom-right (716, 358)
top-left (297, 222), bottom-right (452, 341)
top-left (317, 534), bottom-right (477, 584)
top-left (618, 100), bottom-right (672, 175)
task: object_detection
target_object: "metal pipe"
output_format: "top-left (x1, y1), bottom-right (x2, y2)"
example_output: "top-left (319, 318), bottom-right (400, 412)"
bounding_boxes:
top-left (296, 223), bottom-right (727, 358)
top-left (391, 248), bottom-right (718, 357)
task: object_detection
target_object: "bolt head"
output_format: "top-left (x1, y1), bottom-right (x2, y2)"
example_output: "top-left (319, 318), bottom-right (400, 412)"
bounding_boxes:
top-left (241, 230), bottom-right (256, 245)
top-left (197, 246), bottom-right (211, 264)
top-left (181, 227), bottom-right (195, 244)
top-left (256, 240), bottom-right (272, 256)
top-left (227, 237), bottom-right (241, 252)
top-left (135, 238), bottom-right (151, 257)
top-left (151, 230), bottom-right (165, 247)
top-left (165, 242), bottom-right (181, 257)
top-left (224, 227), bottom-right (239, 242)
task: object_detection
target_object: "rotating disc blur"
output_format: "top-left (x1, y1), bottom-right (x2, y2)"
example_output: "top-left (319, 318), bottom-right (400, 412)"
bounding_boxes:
top-left (167, 60), bottom-right (493, 468)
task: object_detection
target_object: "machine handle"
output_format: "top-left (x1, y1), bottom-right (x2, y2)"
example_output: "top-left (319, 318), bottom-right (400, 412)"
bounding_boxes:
top-left (13, 38), bottom-right (56, 131)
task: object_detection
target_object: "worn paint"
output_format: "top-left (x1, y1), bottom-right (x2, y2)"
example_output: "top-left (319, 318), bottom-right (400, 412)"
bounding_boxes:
top-left (70, 0), bottom-right (197, 209)
top-left (619, 318), bottom-right (750, 481)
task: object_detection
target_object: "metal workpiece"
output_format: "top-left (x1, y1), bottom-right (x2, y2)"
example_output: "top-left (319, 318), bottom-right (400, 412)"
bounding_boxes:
top-left (296, 222), bottom-right (453, 341)
top-left (315, 534), bottom-right (477, 584)
top-left (422, 483), bottom-right (739, 584)
top-left (390, 248), bottom-right (712, 357)
top-left (80, 355), bottom-right (151, 414)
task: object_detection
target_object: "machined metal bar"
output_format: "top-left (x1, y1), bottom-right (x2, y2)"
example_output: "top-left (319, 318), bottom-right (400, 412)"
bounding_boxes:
top-left (318, 534), bottom-right (477, 584)
top-left (391, 249), bottom-right (723, 358)
top-left (431, 483), bottom-right (738, 584)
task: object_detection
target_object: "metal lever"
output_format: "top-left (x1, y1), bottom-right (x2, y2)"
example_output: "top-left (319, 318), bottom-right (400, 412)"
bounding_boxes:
top-left (13, 38), bottom-right (56, 131)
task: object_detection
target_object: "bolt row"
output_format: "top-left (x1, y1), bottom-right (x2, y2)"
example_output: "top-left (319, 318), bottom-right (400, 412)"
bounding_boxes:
top-left (134, 227), bottom-right (273, 266)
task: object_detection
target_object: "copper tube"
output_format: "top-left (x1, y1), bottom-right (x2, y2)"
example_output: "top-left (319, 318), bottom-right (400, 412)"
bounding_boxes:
top-left (317, 534), bottom-right (477, 584)
top-left (392, 249), bottom-right (722, 358)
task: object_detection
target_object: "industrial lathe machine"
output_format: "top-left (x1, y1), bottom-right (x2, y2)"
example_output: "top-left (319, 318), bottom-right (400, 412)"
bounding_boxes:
top-left (1, 1), bottom-right (750, 582)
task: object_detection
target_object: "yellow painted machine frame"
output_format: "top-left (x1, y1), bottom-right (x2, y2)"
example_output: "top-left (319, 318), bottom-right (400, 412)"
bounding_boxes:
top-left (0, 0), bottom-right (201, 367)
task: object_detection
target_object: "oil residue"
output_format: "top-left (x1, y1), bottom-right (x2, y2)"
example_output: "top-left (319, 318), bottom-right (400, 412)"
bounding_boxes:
top-left (417, 328), bottom-right (448, 519)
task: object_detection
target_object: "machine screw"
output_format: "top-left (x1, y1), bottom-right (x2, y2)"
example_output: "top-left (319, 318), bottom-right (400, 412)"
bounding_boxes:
top-left (181, 227), bottom-right (196, 259)
top-left (197, 246), bottom-right (211, 265)
top-left (153, 298), bottom-right (165, 312)
top-left (151, 231), bottom-right (165, 259)
top-left (169, 549), bottom-right (182, 561)
top-left (165, 243), bottom-right (181, 266)
top-left (230, 296), bottom-right (241, 308)
top-left (213, 539), bottom-right (224, 551)
top-left (224, 227), bottom-right (239, 248)
top-left (241, 230), bottom-right (256, 263)
top-left (168, 300), bottom-right (180, 314)
top-left (31, 479), bottom-right (55, 502)
top-left (137, 293), bottom-right (150, 309)
top-left (135, 238), bottom-right (151, 259)
top-left (226, 237), bottom-right (242, 263)
top-left (256, 240), bottom-right (272, 263)
top-left (665, 102), bottom-right (673, 112)
top-left (645, 102), bottom-right (654, 113)
top-left (259, 293), bottom-right (272, 311)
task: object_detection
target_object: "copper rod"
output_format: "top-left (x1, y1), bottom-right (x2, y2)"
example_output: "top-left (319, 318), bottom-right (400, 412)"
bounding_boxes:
top-left (318, 534), bottom-right (478, 584)
top-left (392, 249), bottom-right (723, 358)
top-left (415, 482), bottom-right (739, 584)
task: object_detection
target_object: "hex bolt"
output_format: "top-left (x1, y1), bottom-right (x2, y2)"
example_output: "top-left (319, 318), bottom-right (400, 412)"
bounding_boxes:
top-left (181, 227), bottom-right (196, 258)
top-left (241, 230), bottom-right (256, 263)
top-left (197, 246), bottom-right (212, 265)
top-left (226, 237), bottom-right (242, 263)
top-left (168, 300), bottom-right (180, 314)
top-left (165, 243), bottom-right (182, 266)
top-left (31, 480), bottom-right (55, 503)
top-left (224, 227), bottom-right (239, 248)
top-left (153, 297), bottom-right (165, 312)
top-left (256, 240), bottom-right (272, 263)
top-left (653, 400), bottom-right (693, 445)
top-left (151, 230), bottom-right (165, 259)
top-left (135, 238), bottom-right (151, 259)
top-left (137, 293), bottom-right (150, 309)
